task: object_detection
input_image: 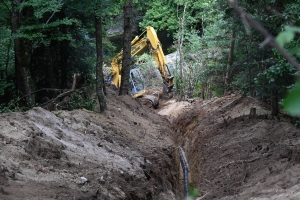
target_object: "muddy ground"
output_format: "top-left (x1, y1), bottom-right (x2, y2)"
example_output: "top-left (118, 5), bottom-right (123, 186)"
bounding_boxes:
top-left (1, 88), bottom-right (300, 200)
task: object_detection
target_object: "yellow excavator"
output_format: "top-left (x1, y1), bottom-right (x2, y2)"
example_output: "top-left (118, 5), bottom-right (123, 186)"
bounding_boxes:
top-left (109, 26), bottom-right (174, 107)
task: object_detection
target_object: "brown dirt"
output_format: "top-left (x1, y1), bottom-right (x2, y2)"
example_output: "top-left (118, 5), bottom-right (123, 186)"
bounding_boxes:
top-left (0, 88), bottom-right (177, 200)
top-left (170, 94), bottom-right (300, 199)
top-left (1, 88), bottom-right (300, 200)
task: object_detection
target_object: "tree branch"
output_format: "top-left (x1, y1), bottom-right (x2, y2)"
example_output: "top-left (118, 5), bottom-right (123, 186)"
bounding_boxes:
top-left (46, 11), bottom-right (56, 24)
top-left (226, 0), bottom-right (300, 71)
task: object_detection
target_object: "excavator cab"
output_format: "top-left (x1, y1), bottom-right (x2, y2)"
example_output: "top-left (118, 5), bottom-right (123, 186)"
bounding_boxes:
top-left (129, 67), bottom-right (145, 95)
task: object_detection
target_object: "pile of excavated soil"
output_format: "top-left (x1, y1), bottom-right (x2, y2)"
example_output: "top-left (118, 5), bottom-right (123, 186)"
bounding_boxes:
top-left (2, 87), bottom-right (300, 200)
top-left (169, 94), bottom-right (300, 199)
top-left (0, 88), bottom-right (177, 200)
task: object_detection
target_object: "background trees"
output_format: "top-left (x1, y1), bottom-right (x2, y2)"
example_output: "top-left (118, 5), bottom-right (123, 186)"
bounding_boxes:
top-left (0, 0), bottom-right (299, 115)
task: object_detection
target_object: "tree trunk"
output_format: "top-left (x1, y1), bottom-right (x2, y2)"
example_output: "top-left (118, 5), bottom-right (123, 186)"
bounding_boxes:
top-left (224, 28), bottom-right (236, 95)
top-left (95, 16), bottom-right (107, 112)
top-left (176, 2), bottom-right (187, 101)
top-left (11, 0), bottom-right (35, 106)
top-left (60, 12), bottom-right (69, 89)
top-left (119, 0), bottom-right (133, 95)
top-left (45, 48), bottom-right (56, 89)
top-left (271, 89), bottom-right (279, 118)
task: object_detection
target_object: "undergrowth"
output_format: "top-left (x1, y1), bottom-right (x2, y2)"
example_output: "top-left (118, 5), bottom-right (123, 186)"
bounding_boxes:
top-left (65, 88), bottom-right (96, 111)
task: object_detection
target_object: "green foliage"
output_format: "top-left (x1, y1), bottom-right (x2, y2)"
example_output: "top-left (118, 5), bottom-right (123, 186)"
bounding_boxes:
top-left (1, 0), bottom-right (299, 115)
top-left (0, 27), bottom-right (14, 98)
top-left (186, 187), bottom-right (200, 200)
top-left (139, 0), bottom-right (210, 34)
top-left (283, 0), bottom-right (300, 25)
top-left (65, 88), bottom-right (97, 111)
top-left (18, 0), bottom-right (63, 19)
top-left (0, 97), bottom-right (29, 113)
top-left (295, 120), bottom-right (300, 127)
top-left (0, 104), bottom-right (23, 114)
top-left (276, 26), bottom-right (300, 48)
top-left (11, 0), bottom-right (80, 47)
top-left (0, 0), bottom-right (11, 25)
top-left (15, 18), bottom-right (78, 46)
top-left (275, 19), bottom-right (300, 116)
top-left (283, 79), bottom-right (300, 116)
top-left (254, 59), bottom-right (297, 100)
top-left (173, 31), bottom-right (204, 99)
top-left (139, 0), bottom-right (178, 32)
top-left (170, 0), bottom-right (228, 99)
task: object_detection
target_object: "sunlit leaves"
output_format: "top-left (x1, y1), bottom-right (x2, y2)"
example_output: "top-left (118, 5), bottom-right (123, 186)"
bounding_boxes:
top-left (276, 31), bottom-right (295, 47)
top-left (276, 26), bottom-right (300, 47)
top-left (275, 25), bottom-right (300, 115)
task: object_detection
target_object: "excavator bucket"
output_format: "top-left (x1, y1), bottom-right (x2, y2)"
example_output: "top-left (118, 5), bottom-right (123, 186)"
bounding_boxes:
top-left (161, 83), bottom-right (173, 100)
top-left (138, 94), bottom-right (159, 108)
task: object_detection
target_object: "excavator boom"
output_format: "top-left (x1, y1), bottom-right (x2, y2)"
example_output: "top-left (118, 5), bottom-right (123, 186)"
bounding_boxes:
top-left (110, 26), bottom-right (174, 107)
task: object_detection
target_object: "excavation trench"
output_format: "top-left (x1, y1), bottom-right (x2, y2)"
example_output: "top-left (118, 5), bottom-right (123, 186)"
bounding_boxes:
top-left (161, 94), bottom-right (300, 200)
top-left (1, 92), bottom-right (300, 200)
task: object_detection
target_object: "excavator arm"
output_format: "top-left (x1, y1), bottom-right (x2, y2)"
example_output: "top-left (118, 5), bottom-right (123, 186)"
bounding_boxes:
top-left (110, 26), bottom-right (174, 106)
top-left (130, 27), bottom-right (174, 94)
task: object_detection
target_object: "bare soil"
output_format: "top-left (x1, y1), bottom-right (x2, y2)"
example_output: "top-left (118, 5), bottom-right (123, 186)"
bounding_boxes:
top-left (170, 94), bottom-right (300, 200)
top-left (0, 88), bottom-right (177, 200)
top-left (1, 88), bottom-right (300, 200)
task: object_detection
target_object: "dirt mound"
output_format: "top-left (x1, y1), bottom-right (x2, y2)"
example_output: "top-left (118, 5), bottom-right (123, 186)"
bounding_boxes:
top-left (1, 88), bottom-right (300, 200)
top-left (170, 94), bottom-right (300, 199)
top-left (0, 88), bottom-right (177, 200)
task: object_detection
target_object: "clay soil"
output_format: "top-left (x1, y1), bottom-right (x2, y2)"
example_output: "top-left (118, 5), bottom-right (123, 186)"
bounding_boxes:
top-left (1, 88), bottom-right (300, 200)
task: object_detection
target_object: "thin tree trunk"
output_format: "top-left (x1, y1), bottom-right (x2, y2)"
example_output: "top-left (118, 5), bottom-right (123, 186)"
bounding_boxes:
top-left (46, 48), bottom-right (56, 89)
top-left (271, 89), bottom-right (279, 118)
top-left (5, 36), bottom-right (12, 77)
top-left (60, 11), bottom-right (69, 89)
top-left (224, 28), bottom-right (236, 94)
top-left (11, 0), bottom-right (35, 106)
top-left (176, 1), bottom-right (187, 101)
top-left (119, 0), bottom-right (133, 95)
top-left (95, 16), bottom-right (106, 112)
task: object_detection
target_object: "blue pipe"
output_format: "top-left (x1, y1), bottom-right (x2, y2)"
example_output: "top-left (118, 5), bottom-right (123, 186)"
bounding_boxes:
top-left (179, 147), bottom-right (189, 198)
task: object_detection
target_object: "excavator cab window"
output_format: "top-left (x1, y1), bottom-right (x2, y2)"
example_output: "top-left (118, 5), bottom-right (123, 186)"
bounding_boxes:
top-left (129, 68), bottom-right (145, 95)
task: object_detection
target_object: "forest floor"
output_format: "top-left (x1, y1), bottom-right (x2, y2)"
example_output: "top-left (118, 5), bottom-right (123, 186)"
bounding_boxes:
top-left (1, 86), bottom-right (300, 200)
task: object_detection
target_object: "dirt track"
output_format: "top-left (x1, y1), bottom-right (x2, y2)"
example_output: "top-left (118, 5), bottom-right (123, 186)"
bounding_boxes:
top-left (1, 90), bottom-right (300, 199)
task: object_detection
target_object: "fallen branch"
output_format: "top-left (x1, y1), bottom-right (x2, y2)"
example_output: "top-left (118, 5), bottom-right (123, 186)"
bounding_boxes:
top-left (226, 0), bottom-right (300, 71)
top-left (40, 89), bottom-right (76, 107)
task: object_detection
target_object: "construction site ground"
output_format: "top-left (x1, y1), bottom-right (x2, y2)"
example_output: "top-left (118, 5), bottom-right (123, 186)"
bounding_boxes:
top-left (1, 88), bottom-right (300, 200)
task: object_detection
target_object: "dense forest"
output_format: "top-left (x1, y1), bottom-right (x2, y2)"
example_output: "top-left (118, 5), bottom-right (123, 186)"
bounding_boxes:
top-left (0, 0), bottom-right (299, 116)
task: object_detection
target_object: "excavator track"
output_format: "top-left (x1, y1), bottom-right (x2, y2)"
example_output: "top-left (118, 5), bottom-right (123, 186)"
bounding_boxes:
top-left (139, 94), bottom-right (159, 108)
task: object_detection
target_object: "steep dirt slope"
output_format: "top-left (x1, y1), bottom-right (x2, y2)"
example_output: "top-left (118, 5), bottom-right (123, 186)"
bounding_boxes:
top-left (0, 89), bottom-right (177, 200)
top-left (170, 94), bottom-right (300, 199)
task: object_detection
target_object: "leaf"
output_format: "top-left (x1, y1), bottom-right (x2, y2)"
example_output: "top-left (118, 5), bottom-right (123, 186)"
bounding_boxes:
top-left (285, 25), bottom-right (300, 34)
top-left (276, 30), bottom-right (295, 47)
top-left (289, 47), bottom-right (300, 56)
top-left (283, 80), bottom-right (300, 116)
